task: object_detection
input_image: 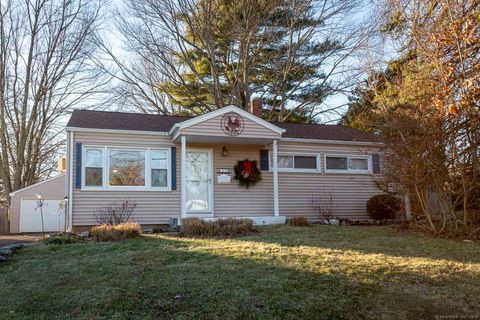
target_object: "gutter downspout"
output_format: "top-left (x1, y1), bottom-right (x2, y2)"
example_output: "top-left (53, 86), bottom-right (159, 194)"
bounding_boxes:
top-left (67, 131), bottom-right (74, 232)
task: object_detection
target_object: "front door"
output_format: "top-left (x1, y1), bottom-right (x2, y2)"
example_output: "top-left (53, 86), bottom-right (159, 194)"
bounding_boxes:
top-left (185, 150), bottom-right (213, 214)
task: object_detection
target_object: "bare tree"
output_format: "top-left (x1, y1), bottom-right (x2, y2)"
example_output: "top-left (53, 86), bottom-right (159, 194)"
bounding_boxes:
top-left (364, 0), bottom-right (480, 235)
top-left (0, 0), bottom-right (108, 203)
top-left (104, 0), bottom-right (373, 121)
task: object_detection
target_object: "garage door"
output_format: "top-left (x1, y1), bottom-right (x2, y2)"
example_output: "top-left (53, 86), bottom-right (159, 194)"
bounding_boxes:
top-left (19, 199), bottom-right (65, 233)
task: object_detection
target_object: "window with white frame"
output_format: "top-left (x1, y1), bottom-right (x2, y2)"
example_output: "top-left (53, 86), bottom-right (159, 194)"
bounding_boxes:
top-left (109, 149), bottom-right (146, 186)
top-left (271, 153), bottom-right (319, 171)
top-left (325, 155), bottom-right (371, 173)
top-left (150, 150), bottom-right (169, 188)
top-left (84, 148), bottom-right (104, 187)
top-left (82, 147), bottom-right (170, 190)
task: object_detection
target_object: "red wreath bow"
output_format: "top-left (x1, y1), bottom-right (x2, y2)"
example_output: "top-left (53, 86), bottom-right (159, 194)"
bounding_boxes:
top-left (242, 160), bottom-right (253, 178)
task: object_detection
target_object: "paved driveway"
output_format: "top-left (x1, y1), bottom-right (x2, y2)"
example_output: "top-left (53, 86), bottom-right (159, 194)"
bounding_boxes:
top-left (0, 234), bottom-right (46, 247)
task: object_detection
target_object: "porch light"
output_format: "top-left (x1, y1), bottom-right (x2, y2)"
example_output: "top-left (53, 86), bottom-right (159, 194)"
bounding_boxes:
top-left (221, 146), bottom-right (228, 157)
top-left (36, 194), bottom-right (42, 200)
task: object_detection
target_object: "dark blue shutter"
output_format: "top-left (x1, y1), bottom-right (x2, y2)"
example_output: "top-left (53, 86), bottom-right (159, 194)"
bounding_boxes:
top-left (372, 154), bottom-right (380, 174)
top-left (259, 150), bottom-right (269, 171)
top-left (75, 143), bottom-right (82, 189)
top-left (171, 147), bottom-right (177, 190)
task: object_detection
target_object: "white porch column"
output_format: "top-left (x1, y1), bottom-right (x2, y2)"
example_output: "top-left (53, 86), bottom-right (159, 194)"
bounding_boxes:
top-left (180, 135), bottom-right (187, 218)
top-left (272, 139), bottom-right (279, 217)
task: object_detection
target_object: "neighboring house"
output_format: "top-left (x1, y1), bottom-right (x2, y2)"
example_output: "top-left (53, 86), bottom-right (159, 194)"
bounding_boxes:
top-left (9, 101), bottom-right (384, 233)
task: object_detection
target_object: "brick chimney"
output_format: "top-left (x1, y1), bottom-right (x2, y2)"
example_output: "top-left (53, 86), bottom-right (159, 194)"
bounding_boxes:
top-left (249, 99), bottom-right (263, 118)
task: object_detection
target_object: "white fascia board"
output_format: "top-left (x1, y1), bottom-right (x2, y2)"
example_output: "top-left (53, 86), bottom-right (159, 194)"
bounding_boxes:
top-left (65, 126), bottom-right (169, 136)
top-left (9, 175), bottom-right (66, 197)
top-left (173, 105), bottom-right (286, 135)
top-left (280, 137), bottom-right (384, 147)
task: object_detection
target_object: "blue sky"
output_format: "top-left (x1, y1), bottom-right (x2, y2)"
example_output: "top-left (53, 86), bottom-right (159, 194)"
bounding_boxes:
top-left (95, 0), bottom-right (390, 124)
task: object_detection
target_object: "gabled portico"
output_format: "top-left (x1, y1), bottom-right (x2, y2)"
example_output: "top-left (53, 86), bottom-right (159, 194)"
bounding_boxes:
top-left (170, 105), bottom-right (285, 222)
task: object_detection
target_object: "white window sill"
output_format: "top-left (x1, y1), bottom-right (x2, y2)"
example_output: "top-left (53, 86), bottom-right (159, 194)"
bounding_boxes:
top-left (324, 169), bottom-right (372, 175)
top-left (269, 168), bottom-right (321, 173)
top-left (81, 187), bottom-right (171, 192)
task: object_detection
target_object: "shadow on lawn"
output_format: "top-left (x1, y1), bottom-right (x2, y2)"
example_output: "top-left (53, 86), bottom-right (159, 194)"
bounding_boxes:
top-left (235, 225), bottom-right (480, 264)
top-left (0, 235), bottom-right (470, 320)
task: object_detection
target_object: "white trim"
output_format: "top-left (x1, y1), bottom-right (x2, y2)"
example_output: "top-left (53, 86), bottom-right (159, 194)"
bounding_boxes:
top-left (66, 126), bottom-right (169, 136)
top-left (272, 140), bottom-right (279, 217)
top-left (81, 145), bottom-right (172, 191)
top-left (170, 105), bottom-right (285, 137)
top-left (9, 175), bottom-right (65, 197)
top-left (324, 154), bottom-right (372, 174)
top-left (183, 148), bottom-right (214, 217)
top-left (280, 137), bottom-right (383, 146)
top-left (202, 216), bottom-right (287, 226)
top-left (180, 136), bottom-right (187, 218)
top-left (68, 132), bottom-right (74, 232)
top-left (268, 151), bottom-right (321, 173)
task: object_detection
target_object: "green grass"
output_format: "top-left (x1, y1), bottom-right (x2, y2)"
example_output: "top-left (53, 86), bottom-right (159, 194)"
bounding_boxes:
top-left (1, 225), bottom-right (480, 320)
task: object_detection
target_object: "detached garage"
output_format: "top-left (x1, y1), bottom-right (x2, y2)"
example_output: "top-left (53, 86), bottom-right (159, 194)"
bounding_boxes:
top-left (9, 175), bottom-right (66, 233)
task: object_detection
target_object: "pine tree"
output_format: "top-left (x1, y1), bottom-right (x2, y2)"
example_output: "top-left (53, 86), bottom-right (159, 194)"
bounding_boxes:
top-left (156, 0), bottom-right (357, 122)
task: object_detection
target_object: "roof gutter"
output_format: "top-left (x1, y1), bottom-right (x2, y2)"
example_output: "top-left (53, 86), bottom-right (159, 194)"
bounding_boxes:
top-left (279, 137), bottom-right (384, 147)
top-left (65, 126), bottom-right (170, 136)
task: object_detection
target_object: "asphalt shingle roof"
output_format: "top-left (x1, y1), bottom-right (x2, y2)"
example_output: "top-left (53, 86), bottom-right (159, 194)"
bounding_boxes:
top-left (67, 109), bottom-right (380, 143)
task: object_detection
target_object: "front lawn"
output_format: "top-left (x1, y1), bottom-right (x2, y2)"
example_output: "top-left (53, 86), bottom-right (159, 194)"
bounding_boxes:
top-left (1, 225), bottom-right (479, 319)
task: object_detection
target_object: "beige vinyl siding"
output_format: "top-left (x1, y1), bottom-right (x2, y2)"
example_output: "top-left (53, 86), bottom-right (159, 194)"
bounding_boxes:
top-left (72, 132), bottom-right (180, 226)
top-left (182, 113), bottom-right (281, 139)
top-left (199, 144), bottom-right (274, 217)
top-left (276, 141), bottom-right (382, 220)
top-left (70, 130), bottom-right (382, 226)
top-left (9, 175), bottom-right (66, 233)
top-left (72, 136), bottom-right (274, 225)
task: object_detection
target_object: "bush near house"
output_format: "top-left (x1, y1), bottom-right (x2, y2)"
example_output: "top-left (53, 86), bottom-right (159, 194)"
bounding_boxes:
top-left (287, 217), bottom-right (311, 227)
top-left (46, 233), bottom-right (86, 245)
top-left (181, 217), bottom-right (254, 237)
top-left (91, 223), bottom-right (142, 242)
top-left (367, 194), bottom-right (402, 220)
top-left (94, 201), bottom-right (137, 226)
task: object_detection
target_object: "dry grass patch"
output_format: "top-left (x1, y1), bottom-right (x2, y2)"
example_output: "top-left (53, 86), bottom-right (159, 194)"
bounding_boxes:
top-left (91, 222), bottom-right (142, 242)
top-left (181, 217), bottom-right (254, 237)
top-left (287, 217), bottom-right (311, 226)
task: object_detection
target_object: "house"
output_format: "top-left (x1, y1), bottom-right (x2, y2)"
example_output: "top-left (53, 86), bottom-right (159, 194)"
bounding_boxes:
top-left (9, 101), bottom-right (383, 233)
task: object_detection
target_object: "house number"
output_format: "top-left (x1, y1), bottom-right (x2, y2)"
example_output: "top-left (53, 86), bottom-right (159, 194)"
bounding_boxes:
top-left (216, 168), bottom-right (233, 174)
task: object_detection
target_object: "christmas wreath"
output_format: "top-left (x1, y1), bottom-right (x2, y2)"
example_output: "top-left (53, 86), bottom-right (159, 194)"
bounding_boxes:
top-left (233, 159), bottom-right (261, 188)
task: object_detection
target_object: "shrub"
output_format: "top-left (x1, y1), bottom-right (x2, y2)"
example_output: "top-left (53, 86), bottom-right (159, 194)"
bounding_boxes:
top-left (46, 233), bottom-right (85, 245)
top-left (311, 191), bottom-right (335, 223)
top-left (94, 201), bottom-right (137, 225)
top-left (366, 194), bottom-right (402, 220)
top-left (91, 222), bottom-right (142, 242)
top-left (287, 217), bottom-right (311, 227)
top-left (181, 218), bottom-right (253, 237)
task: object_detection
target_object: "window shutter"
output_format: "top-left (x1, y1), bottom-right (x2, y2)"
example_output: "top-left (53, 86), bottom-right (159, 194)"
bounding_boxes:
top-left (259, 149), bottom-right (269, 171)
top-left (372, 154), bottom-right (380, 174)
top-left (75, 143), bottom-right (82, 189)
top-left (171, 147), bottom-right (177, 190)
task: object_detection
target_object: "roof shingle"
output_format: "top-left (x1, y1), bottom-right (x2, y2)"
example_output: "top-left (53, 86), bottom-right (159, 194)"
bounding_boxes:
top-left (67, 109), bottom-right (380, 143)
